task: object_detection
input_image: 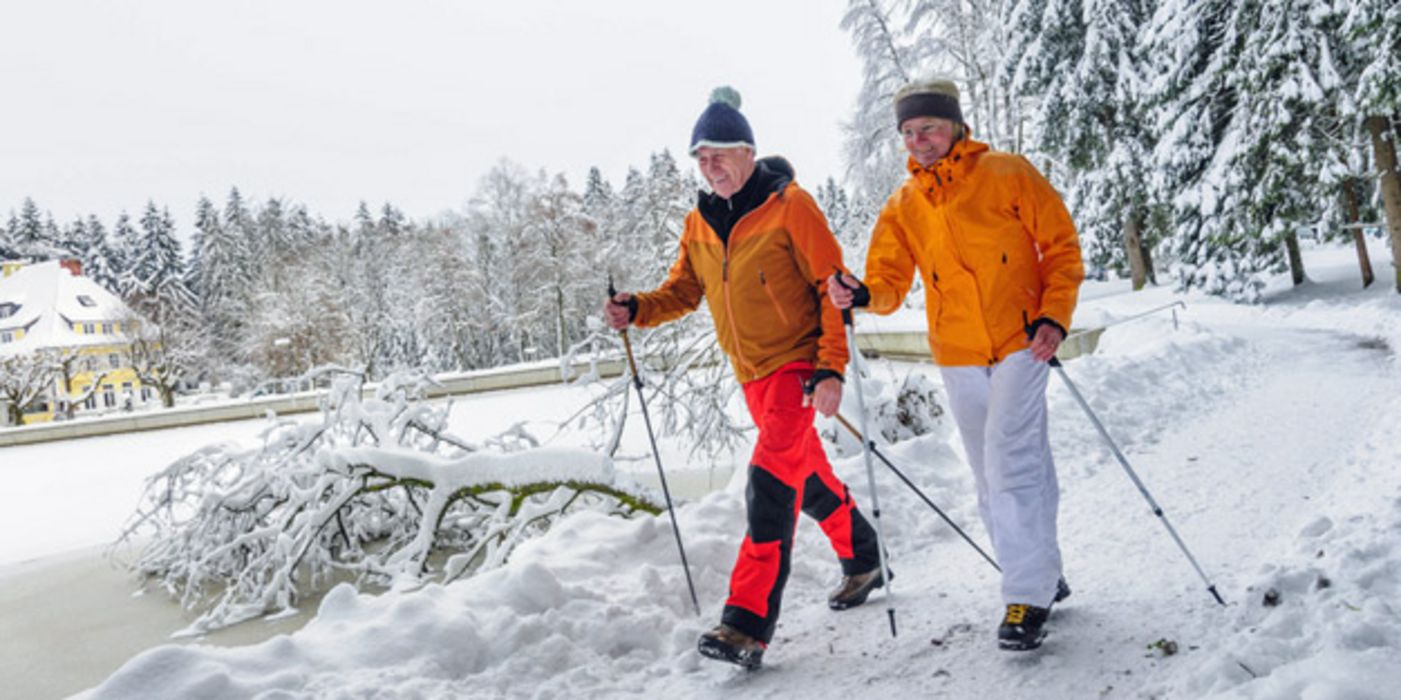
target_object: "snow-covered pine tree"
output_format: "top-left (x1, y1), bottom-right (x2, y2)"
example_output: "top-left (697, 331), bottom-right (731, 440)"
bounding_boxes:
top-left (186, 195), bottom-right (220, 299)
top-left (41, 213), bottom-right (63, 257)
top-left (1015, 0), bottom-right (1161, 287)
top-left (1000, 0), bottom-right (1049, 153)
top-left (60, 217), bottom-right (88, 262)
top-left (111, 211), bottom-right (142, 299)
top-left (13, 198), bottom-right (45, 254)
top-left (1299, 5), bottom-right (1380, 288)
top-left (198, 192), bottom-right (254, 379)
top-left (1145, 0), bottom-right (1264, 300)
top-left (81, 215), bottom-right (121, 293)
top-left (130, 203), bottom-right (195, 326)
top-left (1343, 0), bottom-right (1401, 292)
top-left (285, 204), bottom-right (319, 249)
top-left (1216, 0), bottom-right (1357, 288)
top-left (0, 214), bottom-right (15, 260)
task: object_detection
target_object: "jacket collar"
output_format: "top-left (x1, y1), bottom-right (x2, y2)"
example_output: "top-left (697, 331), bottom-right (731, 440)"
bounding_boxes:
top-left (698, 156), bottom-right (793, 243)
top-left (907, 135), bottom-right (988, 188)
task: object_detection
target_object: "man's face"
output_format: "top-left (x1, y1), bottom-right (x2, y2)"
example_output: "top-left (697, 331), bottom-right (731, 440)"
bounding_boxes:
top-left (900, 116), bottom-right (958, 167)
top-left (695, 146), bottom-right (756, 199)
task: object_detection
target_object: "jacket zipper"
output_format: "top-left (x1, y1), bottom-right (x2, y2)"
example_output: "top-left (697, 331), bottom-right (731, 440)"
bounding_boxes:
top-left (720, 195), bottom-right (777, 380)
top-left (722, 257), bottom-right (756, 378)
top-left (758, 270), bottom-right (792, 326)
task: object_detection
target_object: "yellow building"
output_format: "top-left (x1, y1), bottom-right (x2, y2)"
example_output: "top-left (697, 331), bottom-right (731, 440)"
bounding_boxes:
top-left (0, 260), bottom-right (152, 425)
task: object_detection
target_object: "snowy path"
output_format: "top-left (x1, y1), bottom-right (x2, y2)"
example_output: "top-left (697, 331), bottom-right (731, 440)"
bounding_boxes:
top-left (644, 316), bottom-right (1399, 699)
top-left (77, 250), bottom-right (1401, 700)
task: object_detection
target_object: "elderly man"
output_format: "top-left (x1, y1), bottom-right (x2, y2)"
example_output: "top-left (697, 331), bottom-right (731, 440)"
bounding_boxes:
top-left (829, 78), bottom-right (1084, 651)
top-left (604, 87), bottom-right (883, 669)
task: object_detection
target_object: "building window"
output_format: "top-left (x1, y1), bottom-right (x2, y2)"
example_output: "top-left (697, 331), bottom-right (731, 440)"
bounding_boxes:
top-left (101, 323), bottom-right (113, 334)
top-left (82, 322), bottom-right (95, 334)
top-left (0, 330), bottom-right (11, 343)
top-left (83, 357), bottom-right (97, 372)
top-left (0, 303), bottom-right (16, 319)
top-left (102, 387), bottom-right (116, 408)
top-left (109, 353), bottom-right (121, 369)
top-left (84, 395), bottom-right (96, 410)
top-left (77, 295), bottom-right (97, 307)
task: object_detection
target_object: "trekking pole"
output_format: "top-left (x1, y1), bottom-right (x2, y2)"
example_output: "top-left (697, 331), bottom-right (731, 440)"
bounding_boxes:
top-left (832, 413), bottom-right (1000, 574)
top-left (609, 277), bottom-right (701, 616)
top-left (1047, 354), bottom-right (1226, 606)
top-left (834, 274), bottom-right (897, 637)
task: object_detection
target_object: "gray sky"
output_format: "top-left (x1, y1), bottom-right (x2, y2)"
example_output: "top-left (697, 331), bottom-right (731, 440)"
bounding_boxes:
top-left (2, 0), bottom-right (863, 232)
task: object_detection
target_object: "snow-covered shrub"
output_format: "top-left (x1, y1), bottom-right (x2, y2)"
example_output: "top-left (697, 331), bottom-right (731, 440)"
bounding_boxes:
top-left (561, 316), bottom-right (750, 461)
top-left (822, 368), bottom-right (952, 455)
top-left (115, 369), bottom-right (658, 635)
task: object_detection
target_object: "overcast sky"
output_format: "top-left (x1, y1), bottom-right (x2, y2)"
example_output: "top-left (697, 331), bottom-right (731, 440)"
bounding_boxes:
top-left (2, 0), bottom-right (863, 232)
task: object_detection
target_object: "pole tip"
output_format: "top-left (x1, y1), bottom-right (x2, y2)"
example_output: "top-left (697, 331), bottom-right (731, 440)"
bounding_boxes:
top-left (887, 608), bottom-right (898, 637)
top-left (1209, 585), bottom-right (1226, 606)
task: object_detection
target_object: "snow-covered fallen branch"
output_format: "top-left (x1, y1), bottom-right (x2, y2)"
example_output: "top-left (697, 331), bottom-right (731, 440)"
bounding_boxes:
top-left (114, 371), bottom-right (659, 635)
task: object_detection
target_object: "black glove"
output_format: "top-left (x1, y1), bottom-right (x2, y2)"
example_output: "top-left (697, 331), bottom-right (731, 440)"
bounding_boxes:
top-left (834, 274), bottom-right (871, 308)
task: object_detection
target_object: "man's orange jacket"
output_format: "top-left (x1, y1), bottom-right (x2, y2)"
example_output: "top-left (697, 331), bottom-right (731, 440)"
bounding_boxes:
top-left (864, 137), bottom-right (1084, 367)
top-left (633, 160), bottom-right (848, 384)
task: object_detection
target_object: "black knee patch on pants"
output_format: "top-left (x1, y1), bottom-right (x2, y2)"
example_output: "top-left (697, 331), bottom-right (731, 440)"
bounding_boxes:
top-left (746, 465), bottom-right (797, 542)
top-left (800, 473), bottom-right (845, 521)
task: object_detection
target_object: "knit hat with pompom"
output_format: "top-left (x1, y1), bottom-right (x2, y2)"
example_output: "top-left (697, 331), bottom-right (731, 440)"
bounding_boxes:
top-left (689, 86), bottom-right (755, 155)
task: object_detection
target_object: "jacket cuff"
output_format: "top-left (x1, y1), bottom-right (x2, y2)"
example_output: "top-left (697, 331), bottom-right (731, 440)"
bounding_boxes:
top-left (1028, 316), bottom-right (1067, 339)
top-left (804, 368), bottom-right (845, 394)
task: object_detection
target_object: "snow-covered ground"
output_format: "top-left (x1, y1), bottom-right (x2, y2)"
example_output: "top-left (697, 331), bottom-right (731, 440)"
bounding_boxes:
top-left (3, 241), bottom-right (1397, 699)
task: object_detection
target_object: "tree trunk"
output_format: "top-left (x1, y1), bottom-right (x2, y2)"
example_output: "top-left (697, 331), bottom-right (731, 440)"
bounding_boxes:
top-left (1284, 230), bottom-right (1306, 285)
top-left (1366, 115), bottom-right (1401, 293)
top-left (1342, 178), bottom-right (1375, 288)
top-left (1124, 210), bottom-right (1148, 290)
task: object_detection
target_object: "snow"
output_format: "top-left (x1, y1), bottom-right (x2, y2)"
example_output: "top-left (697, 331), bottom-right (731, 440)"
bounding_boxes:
top-left (4, 242), bottom-right (1399, 699)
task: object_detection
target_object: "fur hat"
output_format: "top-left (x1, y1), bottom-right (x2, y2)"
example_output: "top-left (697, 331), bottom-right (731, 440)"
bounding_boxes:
top-left (894, 78), bottom-right (964, 127)
top-left (689, 86), bottom-right (755, 155)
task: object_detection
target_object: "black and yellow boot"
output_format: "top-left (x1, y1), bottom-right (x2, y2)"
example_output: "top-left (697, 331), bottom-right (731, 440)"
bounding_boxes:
top-left (697, 623), bottom-right (766, 669)
top-left (997, 603), bottom-right (1050, 651)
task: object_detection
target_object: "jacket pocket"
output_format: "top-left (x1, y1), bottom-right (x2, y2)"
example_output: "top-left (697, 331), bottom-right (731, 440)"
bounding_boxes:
top-left (759, 270), bottom-right (792, 328)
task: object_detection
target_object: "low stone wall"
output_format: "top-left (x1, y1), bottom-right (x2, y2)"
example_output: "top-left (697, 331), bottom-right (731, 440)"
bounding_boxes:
top-left (0, 329), bottom-right (1104, 448)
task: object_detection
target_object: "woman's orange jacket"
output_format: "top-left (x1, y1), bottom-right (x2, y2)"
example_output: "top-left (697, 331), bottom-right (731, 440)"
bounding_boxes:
top-left (864, 137), bottom-right (1084, 367)
top-left (633, 180), bottom-right (848, 384)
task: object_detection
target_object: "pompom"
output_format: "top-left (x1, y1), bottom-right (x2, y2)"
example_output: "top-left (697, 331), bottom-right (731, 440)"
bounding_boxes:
top-left (709, 85), bottom-right (742, 110)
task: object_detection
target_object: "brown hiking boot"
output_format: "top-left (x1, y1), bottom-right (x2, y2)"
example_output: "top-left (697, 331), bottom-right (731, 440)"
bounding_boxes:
top-left (827, 566), bottom-right (888, 610)
top-left (697, 623), bottom-right (765, 669)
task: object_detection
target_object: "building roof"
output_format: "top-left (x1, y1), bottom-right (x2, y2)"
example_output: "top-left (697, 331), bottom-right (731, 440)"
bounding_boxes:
top-left (0, 261), bottom-right (144, 357)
